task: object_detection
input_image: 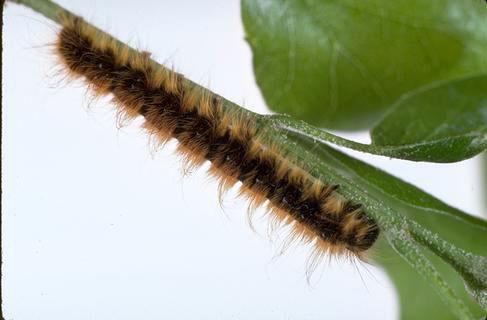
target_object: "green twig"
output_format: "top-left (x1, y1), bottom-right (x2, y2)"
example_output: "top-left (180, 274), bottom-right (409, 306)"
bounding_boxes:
top-left (267, 127), bottom-right (476, 319)
top-left (265, 116), bottom-right (487, 305)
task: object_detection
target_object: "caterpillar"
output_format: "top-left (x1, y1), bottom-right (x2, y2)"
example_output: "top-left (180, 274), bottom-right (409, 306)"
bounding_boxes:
top-left (55, 14), bottom-right (379, 263)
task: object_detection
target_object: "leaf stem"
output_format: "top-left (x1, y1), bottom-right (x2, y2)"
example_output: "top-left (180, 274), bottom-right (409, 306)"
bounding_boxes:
top-left (388, 234), bottom-right (475, 320)
top-left (268, 114), bottom-right (486, 163)
top-left (408, 221), bottom-right (487, 309)
top-left (265, 128), bottom-right (476, 319)
top-left (8, 0), bottom-right (67, 23)
top-left (265, 124), bottom-right (485, 315)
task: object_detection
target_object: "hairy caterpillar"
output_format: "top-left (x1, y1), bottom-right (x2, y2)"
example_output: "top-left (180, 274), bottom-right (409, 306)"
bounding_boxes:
top-left (55, 14), bottom-right (379, 263)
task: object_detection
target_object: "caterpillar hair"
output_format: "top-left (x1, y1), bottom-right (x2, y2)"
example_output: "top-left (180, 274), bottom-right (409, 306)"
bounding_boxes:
top-left (54, 14), bottom-right (379, 264)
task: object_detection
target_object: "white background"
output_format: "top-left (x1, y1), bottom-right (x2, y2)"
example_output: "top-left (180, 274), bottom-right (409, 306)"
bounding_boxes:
top-left (3, 1), bottom-right (485, 319)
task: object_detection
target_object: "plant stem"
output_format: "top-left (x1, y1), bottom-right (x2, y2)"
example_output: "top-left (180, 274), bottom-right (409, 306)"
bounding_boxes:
top-left (268, 113), bottom-right (485, 163)
top-left (268, 129), bottom-right (475, 319)
top-left (388, 234), bottom-right (474, 320)
top-left (8, 0), bottom-right (66, 23)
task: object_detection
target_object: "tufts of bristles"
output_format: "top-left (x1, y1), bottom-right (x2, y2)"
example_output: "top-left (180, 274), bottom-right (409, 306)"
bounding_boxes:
top-left (54, 14), bottom-right (379, 265)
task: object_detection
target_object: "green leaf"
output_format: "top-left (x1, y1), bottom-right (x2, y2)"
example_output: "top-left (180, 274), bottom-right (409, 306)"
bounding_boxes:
top-left (370, 75), bottom-right (487, 162)
top-left (242, 0), bottom-right (487, 130)
top-left (261, 117), bottom-right (487, 319)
